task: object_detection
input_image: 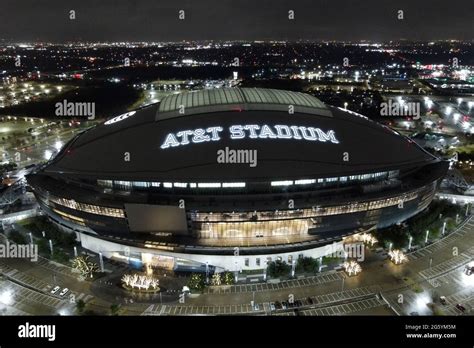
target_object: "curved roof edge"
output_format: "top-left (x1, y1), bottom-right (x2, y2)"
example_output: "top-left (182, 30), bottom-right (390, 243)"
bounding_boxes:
top-left (155, 87), bottom-right (332, 121)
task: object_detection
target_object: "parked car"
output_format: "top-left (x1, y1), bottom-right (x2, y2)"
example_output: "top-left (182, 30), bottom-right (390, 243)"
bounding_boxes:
top-left (50, 286), bottom-right (60, 295)
top-left (281, 301), bottom-right (288, 309)
top-left (274, 301), bottom-right (282, 309)
top-left (59, 288), bottom-right (69, 297)
top-left (440, 296), bottom-right (447, 305)
top-left (456, 304), bottom-right (466, 312)
top-left (307, 297), bottom-right (314, 305)
top-left (270, 302), bottom-right (276, 311)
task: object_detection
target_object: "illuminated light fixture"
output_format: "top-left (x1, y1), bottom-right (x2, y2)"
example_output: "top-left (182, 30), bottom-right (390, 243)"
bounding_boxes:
top-left (163, 182), bottom-right (172, 188)
top-left (294, 179), bottom-right (316, 185)
top-left (343, 260), bottom-right (362, 276)
top-left (104, 111), bottom-right (136, 125)
top-left (44, 149), bottom-right (52, 160)
top-left (337, 107), bottom-right (368, 120)
top-left (388, 249), bottom-right (407, 265)
top-left (173, 182), bottom-right (187, 188)
top-left (355, 233), bottom-right (377, 246)
top-left (222, 182), bottom-right (246, 188)
top-left (198, 183), bottom-right (221, 188)
top-left (271, 180), bottom-right (294, 186)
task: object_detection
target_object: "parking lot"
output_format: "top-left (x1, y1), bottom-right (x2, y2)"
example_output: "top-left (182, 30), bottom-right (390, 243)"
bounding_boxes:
top-left (0, 260), bottom-right (93, 309)
top-left (440, 290), bottom-right (474, 315)
top-left (142, 286), bottom-right (379, 316)
top-left (419, 252), bottom-right (472, 280)
top-left (0, 262), bottom-right (50, 291)
top-left (205, 271), bottom-right (343, 294)
top-left (424, 264), bottom-right (472, 289)
top-left (0, 279), bottom-right (70, 314)
top-left (408, 218), bottom-right (473, 261)
top-left (142, 302), bottom-right (265, 316)
top-left (286, 297), bottom-right (387, 316)
top-left (35, 257), bottom-right (78, 278)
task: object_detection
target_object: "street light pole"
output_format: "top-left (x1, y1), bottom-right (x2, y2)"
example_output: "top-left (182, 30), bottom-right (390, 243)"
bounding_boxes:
top-left (425, 230), bottom-right (429, 244)
top-left (99, 252), bottom-right (104, 272)
top-left (408, 236), bottom-right (413, 251)
top-left (341, 276), bottom-right (345, 292)
top-left (429, 258), bottom-right (433, 269)
top-left (48, 239), bottom-right (53, 256)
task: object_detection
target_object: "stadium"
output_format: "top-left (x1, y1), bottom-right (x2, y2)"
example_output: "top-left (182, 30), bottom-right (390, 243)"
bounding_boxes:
top-left (27, 88), bottom-right (449, 272)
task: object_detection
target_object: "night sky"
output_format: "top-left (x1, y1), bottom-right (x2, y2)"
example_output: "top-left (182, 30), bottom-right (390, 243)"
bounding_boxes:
top-left (0, 0), bottom-right (472, 42)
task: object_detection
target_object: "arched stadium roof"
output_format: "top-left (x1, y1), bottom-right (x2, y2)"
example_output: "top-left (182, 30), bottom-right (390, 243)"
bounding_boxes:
top-left (156, 88), bottom-right (331, 120)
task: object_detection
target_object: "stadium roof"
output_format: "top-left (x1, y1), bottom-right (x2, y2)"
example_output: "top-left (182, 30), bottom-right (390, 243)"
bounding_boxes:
top-left (156, 88), bottom-right (331, 120)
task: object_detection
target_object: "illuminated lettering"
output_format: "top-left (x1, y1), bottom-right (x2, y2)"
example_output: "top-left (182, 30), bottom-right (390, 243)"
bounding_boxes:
top-left (244, 125), bottom-right (260, 138)
top-left (290, 126), bottom-right (302, 139)
top-left (299, 126), bottom-right (318, 141)
top-left (160, 124), bottom-right (340, 149)
top-left (229, 125), bottom-right (245, 139)
top-left (274, 125), bottom-right (292, 138)
top-left (160, 133), bottom-right (180, 149)
top-left (192, 128), bottom-right (210, 143)
top-left (207, 126), bottom-right (224, 141)
top-left (315, 128), bottom-right (339, 144)
top-left (176, 130), bottom-right (194, 145)
top-left (259, 124), bottom-right (277, 139)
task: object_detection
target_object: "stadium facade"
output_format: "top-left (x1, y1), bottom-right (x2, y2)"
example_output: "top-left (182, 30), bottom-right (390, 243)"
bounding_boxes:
top-left (27, 88), bottom-right (448, 272)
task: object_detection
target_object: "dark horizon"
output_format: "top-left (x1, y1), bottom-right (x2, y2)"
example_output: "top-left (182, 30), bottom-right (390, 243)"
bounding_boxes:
top-left (0, 0), bottom-right (472, 43)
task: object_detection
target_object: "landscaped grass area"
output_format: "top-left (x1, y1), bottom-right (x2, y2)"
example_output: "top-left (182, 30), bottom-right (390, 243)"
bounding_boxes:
top-left (375, 200), bottom-right (465, 249)
top-left (16, 216), bottom-right (77, 263)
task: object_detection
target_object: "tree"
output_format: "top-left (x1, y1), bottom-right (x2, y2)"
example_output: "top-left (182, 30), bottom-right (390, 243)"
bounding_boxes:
top-left (52, 250), bottom-right (70, 263)
top-left (8, 230), bottom-right (27, 244)
top-left (222, 271), bottom-right (234, 285)
top-left (267, 260), bottom-right (291, 278)
top-left (72, 256), bottom-right (99, 278)
top-left (76, 299), bottom-right (85, 314)
top-left (110, 303), bottom-right (120, 316)
top-left (210, 273), bottom-right (221, 286)
top-left (187, 273), bottom-right (205, 291)
top-left (295, 257), bottom-right (319, 274)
